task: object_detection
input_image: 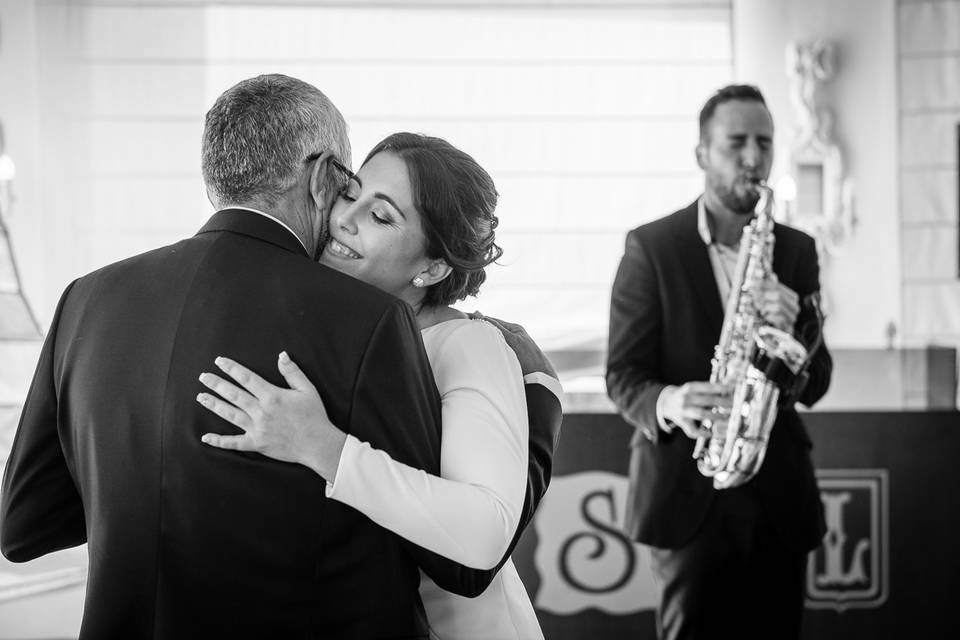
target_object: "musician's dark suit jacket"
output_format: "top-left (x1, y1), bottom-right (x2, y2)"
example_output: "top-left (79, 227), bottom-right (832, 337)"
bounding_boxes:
top-left (606, 200), bottom-right (832, 553)
top-left (0, 210), bottom-right (498, 639)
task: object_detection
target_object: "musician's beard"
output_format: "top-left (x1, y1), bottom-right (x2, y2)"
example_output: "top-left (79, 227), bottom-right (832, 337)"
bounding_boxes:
top-left (710, 174), bottom-right (761, 215)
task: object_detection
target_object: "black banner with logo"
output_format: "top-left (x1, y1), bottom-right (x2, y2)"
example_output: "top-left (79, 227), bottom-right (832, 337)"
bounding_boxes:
top-left (512, 411), bottom-right (960, 639)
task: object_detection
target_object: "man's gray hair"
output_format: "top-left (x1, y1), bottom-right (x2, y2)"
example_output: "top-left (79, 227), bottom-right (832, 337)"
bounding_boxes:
top-left (201, 74), bottom-right (350, 207)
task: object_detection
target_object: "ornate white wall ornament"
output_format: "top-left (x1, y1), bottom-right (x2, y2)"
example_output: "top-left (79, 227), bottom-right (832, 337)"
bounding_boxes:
top-left (779, 39), bottom-right (856, 259)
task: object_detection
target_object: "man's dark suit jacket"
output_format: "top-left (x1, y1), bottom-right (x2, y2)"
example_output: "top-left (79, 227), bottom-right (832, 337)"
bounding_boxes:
top-left (0, 210), bottom-right (490, 639)
top-left (489, 382), bottom-right (562, 577)
top-left (606, 200), bottom-right (832, 553)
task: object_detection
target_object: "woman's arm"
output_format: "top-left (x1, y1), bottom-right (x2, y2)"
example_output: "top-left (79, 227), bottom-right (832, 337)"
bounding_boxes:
top-left (198, 351), bottom-right (346, 477)
top-left (197, 321), bottom-right (528, 570)
top-left (330, 321), bottom-right (527, 569)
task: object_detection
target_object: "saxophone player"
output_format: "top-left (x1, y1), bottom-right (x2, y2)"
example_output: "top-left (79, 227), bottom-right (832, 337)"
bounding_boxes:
top-left (606, 85), bottom-right (833, 640)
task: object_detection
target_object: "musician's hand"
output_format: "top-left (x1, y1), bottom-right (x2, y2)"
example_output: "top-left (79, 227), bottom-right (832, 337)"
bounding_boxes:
top-left (659, 382), bottom-right (732, 440)
top-left (761, 277), bottom-right (800, 333)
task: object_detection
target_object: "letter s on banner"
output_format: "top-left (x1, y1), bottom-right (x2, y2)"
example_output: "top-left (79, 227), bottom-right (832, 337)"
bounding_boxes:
top-left (534, 471), bottom-right (658, 615)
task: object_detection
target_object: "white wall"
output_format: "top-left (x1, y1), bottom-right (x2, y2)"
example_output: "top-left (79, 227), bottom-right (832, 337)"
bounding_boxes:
top-left (9, 1), bottom-right (949, 353)
top-left (0, 0), bottom-right (45, 464)
top-left (5, 1), bottom-right (735, 355)
top-left (0, 0), bottom-right (44, 316)
top-left (733, 0), bottom-right (901, 349)
top-left (899, 0), bottom-right (960, 350)
top-left (0, 3), bottom-right (732, 635)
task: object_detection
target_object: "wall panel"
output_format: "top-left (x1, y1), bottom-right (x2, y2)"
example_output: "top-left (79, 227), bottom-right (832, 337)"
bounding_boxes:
top-left (899, 0), bottom-right (960, 54)
top-left (898, 0), bottom-right (960, 358)
top-left (901, 168), bottom-right (957, 224)
top-left (903, 281), bottom-right (960, 337)
top-left (29, 1), bottom-right (732, 351)
top-left (900, 111), bottom-right (960, 168)
top-left (900, 55), bottom-right (960, 110)
top-left (201, 6), bottom-right (731, 63)
top-left (901, 224), bottom-right (959, 281)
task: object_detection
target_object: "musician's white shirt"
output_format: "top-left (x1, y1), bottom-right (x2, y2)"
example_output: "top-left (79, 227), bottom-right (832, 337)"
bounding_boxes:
top-left (655, 196), bottom-right (745, 432)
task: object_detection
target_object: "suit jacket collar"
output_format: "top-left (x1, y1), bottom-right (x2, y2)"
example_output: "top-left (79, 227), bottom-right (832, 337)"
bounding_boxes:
top-left (672, 198), bottom-right (799, 336)
top-left (673, 199), bottom-right (724, 333)
top-left (197, 209), bottom-right (311, 258)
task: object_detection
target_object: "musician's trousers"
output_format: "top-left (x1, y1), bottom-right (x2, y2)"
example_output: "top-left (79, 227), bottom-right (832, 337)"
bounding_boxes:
top-left (648, 488), bottom-right (808, 640)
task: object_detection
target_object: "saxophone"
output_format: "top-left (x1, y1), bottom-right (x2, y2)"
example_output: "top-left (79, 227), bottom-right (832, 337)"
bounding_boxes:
top-left (692, 182), bottom-right (811, 489)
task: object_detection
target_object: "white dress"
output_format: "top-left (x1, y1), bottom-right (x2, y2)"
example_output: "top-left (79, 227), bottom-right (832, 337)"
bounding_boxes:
top-left (326, 318), bottom-right (545, 639)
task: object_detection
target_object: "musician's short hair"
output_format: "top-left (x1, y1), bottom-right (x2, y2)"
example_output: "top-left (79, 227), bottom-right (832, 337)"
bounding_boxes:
top-left (698, 84), bottom-right (768, 142)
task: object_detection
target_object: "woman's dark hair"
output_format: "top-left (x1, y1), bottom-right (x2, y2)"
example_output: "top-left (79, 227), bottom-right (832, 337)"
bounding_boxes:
top-left (363, 132), bottom-right (503, 307)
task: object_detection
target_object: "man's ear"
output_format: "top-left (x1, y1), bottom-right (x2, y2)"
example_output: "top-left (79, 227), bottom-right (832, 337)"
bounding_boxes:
top-left (307, 150), bottom-right (340, 212)
top-left (695, 142), bottom-right (708, 171)
top-left (416, 259), bottom-right (453, 287)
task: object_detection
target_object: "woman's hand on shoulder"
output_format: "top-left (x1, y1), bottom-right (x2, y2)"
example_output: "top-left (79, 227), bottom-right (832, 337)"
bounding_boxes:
top-left (197, 352), bottom-right (345, 481)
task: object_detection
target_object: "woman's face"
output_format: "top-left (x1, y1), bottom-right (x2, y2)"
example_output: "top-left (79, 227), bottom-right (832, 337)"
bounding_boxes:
top-left (319, 151), bottom-right (429, 299)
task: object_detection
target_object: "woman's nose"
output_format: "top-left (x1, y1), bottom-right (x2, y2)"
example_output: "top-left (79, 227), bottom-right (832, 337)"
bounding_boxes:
top-left (335, 205), bottom-right (359, 234)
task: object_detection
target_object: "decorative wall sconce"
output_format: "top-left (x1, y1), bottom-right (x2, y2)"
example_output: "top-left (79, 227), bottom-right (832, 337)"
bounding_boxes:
top-left (778, 39), bottom-right (856, 260)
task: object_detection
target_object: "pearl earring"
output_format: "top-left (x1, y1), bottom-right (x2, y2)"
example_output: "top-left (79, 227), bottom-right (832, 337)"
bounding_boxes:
top-left (412, 276), bottom-right (425, 288)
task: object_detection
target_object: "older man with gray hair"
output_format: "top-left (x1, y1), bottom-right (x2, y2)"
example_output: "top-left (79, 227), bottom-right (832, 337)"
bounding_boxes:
top-left (1, 74), bottom-right (472, 638)
top-left (200, 74), bottom-right (350, 258)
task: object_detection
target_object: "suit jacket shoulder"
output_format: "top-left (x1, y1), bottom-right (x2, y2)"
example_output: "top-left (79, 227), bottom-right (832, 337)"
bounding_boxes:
top-left (628, 200), bottom-right (698, 242)
top-left (773, 221), bottom-right (818, 258)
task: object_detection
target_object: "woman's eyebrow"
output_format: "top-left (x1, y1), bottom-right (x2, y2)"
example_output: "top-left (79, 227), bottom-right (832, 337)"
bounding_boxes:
top-left (373, 193), bottom-right (407, 220)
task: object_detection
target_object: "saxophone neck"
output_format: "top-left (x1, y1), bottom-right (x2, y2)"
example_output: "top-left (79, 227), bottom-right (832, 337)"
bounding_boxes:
top-left (752, 181), bottom-right (774, 217)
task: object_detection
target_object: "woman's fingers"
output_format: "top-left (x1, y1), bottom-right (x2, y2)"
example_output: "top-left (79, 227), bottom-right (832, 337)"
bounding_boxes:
top-left (277, 351), bottom-right (316, 394)
top-left (199, 372), bottom-right (258, 414)
top-left (196, 392), bottom-right (252, 431)
top-left (200, 432), bottom-right (255, 452)
top-left (214, 356), bottom-right (279, 400)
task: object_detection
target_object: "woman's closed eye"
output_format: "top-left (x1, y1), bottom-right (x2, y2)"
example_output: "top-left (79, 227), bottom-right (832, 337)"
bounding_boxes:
top-left (337, 188), bottom-right (395, 226)
top-left (370, 208), bottom-right (394, 225)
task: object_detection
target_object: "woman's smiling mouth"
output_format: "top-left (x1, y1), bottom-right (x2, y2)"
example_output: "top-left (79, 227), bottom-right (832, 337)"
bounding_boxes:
top-left (327, 238), bottom-right (362, 259)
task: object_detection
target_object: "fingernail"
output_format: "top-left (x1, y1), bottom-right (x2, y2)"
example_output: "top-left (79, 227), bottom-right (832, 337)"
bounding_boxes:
top-left (201, 434), bottom-right (211, 444)
top-left (279, 351), bottom-right (290, 363)
top-left (196, 393), bottom-right (208, 405)
top-left (199, 373), bottom-right (208, 383)
top-left (214, 357), bottom-right (225, 366)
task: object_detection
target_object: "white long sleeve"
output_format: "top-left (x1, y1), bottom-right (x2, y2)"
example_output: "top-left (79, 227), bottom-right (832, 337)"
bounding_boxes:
top-left (326, 319), bottom-right (528, 570)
